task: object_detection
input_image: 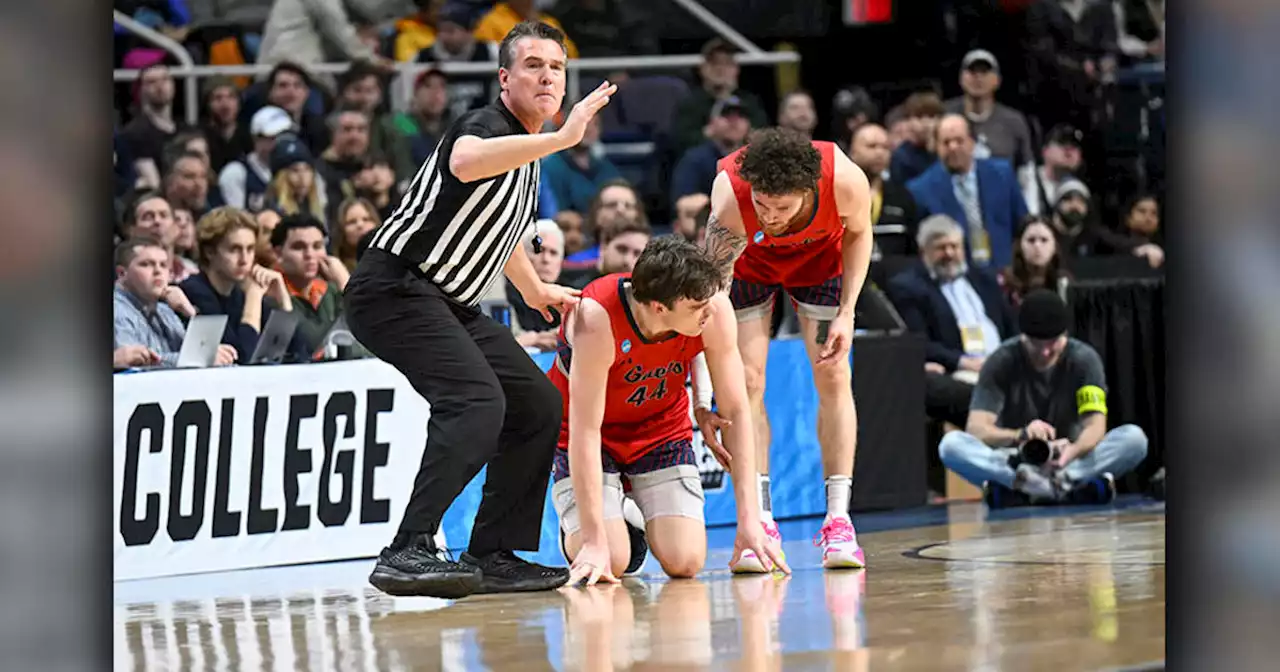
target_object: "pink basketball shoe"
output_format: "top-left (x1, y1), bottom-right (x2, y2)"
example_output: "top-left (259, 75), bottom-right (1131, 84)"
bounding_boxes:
top-left (731, 519), bottom-right (785, 573)
top-left (814, 515), bottom-right (865, 569)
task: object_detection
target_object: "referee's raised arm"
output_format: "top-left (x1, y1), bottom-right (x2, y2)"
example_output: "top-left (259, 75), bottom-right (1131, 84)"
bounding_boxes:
top-left (341, 20), bottom-right (615, 601)
top-left (450, 80), bottom-right (616, 183)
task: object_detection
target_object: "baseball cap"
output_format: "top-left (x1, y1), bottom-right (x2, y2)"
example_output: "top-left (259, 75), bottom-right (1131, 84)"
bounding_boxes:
top-left (1045, 123), bottom-right (1084, 148)
top-left (1018, 290), bottom-right (1070, 340)
top-left (1055, 178), bottom-right (1091, 204)
top-left (961, 49), bottom-right (999, 73)
top-left (251, 106), bottom-right (294, 138)
top-left (269, 134), bottom-right (313, 174)
top-left (710, 95), bottom-right (747, 119)
top-left (437, 4), bottom-right (475, 29)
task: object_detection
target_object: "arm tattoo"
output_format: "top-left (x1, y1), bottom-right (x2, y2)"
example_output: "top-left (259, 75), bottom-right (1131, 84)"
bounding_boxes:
top-left (703, 214), bottom-right (748, 288)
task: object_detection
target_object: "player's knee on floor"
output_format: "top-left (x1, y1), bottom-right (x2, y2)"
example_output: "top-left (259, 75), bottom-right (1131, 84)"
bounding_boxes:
top-left (656, 550), bottom-right (705, 579)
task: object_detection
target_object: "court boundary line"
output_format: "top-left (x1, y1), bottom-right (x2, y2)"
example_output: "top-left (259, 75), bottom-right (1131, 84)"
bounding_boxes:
top-left (901, 541), bottom-right (1166, 567)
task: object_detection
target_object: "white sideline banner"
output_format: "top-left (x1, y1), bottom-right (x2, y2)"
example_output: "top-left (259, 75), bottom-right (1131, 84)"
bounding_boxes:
top-left (113, 360), bottom-right (440, 582)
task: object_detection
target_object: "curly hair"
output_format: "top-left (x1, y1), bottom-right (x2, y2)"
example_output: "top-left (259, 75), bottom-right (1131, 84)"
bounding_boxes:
top-left (195, 207), bottom-right (259, 268)
top-left (735, 128), bottom-right (822, 196)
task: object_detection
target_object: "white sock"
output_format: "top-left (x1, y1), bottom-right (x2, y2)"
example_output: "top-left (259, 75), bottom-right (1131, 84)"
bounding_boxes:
top-left (826, 476), bottom-right (852, 520)
top-left (758, 474), bottom-right (773, 521)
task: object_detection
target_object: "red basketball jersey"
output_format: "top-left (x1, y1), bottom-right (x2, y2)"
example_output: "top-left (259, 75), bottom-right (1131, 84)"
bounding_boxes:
top-left (549, 274), bottom-right (704, 464)
top-left (718, 140), bottom-right (845, 286)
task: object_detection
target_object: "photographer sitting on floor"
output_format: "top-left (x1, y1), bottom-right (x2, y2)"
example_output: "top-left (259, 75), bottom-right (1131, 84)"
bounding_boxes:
top-left (938, 289), bottom-right (1148, 507)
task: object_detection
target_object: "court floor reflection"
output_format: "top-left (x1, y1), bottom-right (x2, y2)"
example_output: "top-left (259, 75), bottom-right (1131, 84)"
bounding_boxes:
top-left (115, 503), bottom-right (1165, 671)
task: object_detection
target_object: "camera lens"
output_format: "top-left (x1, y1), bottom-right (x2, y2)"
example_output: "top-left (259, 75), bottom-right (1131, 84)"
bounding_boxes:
top-left (1020, 438), bottom-right (1052, 467)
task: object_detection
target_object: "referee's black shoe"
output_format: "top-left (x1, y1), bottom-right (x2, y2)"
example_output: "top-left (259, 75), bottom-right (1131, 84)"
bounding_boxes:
top-left (368, 532), bottom-right (482, 599)
top-left (461, 550), bottom-right (570, 594)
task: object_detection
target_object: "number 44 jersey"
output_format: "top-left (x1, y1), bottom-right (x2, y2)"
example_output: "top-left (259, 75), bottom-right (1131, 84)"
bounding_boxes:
top-left (548, 273), bottom-right (705, 465)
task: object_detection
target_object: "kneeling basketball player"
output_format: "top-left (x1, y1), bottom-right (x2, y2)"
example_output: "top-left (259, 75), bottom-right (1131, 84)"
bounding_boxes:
top-left (551, 237), bottom-right (789, 585)
top-left (704, 127), bottom-right (873, 569)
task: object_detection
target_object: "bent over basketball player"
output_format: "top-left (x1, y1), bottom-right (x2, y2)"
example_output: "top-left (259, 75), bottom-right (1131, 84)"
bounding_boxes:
top-left (551, 237), bottom-right (788, 585)
top-left (703, 127), bottom-right (873, 568)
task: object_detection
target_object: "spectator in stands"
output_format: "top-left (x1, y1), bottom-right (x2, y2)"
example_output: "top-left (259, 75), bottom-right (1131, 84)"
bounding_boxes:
top-left (1048, 179), bottom-right (1107, 260)
top-left (255, 208), bottom-right (283, 269)
top-left (263, 62), bottom-right (330, 153)
top-left (188, 0), bottom-right (274, 60)
top-left (883, 105), bottom-right (909, 152)
top-left (270, 213), bottom-right (352, 355)
top-left (170, 206), bottom-right (200, 282)
top-left (566, 217), bottom-right (652, 290)
top-left (256, 0), bottom-right (393, 71)
top-left (317, 106), bottom-right (374, 214)
top-left (417, 6), bottom-right (501, 119)
top-left (114, 235), bottom-right (236, 369)
top-left (1034, 124), bottom-right (1087, 217)
top-left (201, 76), bottom-right (252, 174)
top-left (393, 68), bottom-right (453, 167)
top-left (507, 219), bottom-right (567, 351)
top-left (1024, 0), bottom-right (1118, 133)
top-left (335, 197), bottom-right (381, 271)
top-left (671, 193), bottom-right (710, 244)
top-left (890, 91), bottom-right (944, 185)
top-left (394, 0), bottom-right (442, 62)
top-left (556, 209), bottom-right (587, 256)
top-left (266, 134), bottom-right (328, 223)
top-left (670, 96), bottom-right (751, 208)
top-left (120, 63), bottom-right (178, 189)
top-left (1097, 193), bottom-right (1164, 268)
top-left (336, 61), bottom-right (416, 180)
top-left (939, 289), bottom-right (1148, 507)
top-left (555, 0), bottom-right (657, 58)
top-left (219, 106), bottom-right (294, 213)
top-left (907, 114), bottom-right (1029, 268)
top-left (850, 123), bottom-right (920, 258)
top-left (352, 152), bottom-right (403, 221)
top-left (473, 0), bottom-right (578, 58)
top-left (831, 86), bottom-right (880, 152)
top-left (670, 39), bottom-right (769, 155)
top-left (162, 149), bottom-right (216, 220)
top-left (1000, 216), bottom-right (1069, 308)
top-left (1114, 0), bottom-right (1164, 65)
top-left (943, 50), bottom-right (1039, 216)
top-left (542, 115), bottom-right (621, 214)
top-left (885, 215), bottom-right (1018, 377)
top-left (119, 190), bottom-right (174, 252)
top-left (181, 207), bottom-right (304, 363)
top-left (777, 91), bottom-right (818, 140)
top-left (561, 179), bottom-right (644, 276)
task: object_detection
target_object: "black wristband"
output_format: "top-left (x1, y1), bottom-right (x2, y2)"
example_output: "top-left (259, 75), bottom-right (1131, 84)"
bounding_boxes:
top-left (1017, 427), bottom-right (1028, 443)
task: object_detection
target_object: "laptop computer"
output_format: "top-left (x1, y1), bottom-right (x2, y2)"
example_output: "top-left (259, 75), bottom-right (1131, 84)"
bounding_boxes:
top-left (248, 310), bottom-right (301, 365)
top-left (132, 314), bottom-right (228, 370)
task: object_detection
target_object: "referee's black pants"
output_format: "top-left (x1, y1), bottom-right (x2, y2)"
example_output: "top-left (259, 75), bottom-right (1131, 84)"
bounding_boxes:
top-left (344, 249), bottom-right (561, 555)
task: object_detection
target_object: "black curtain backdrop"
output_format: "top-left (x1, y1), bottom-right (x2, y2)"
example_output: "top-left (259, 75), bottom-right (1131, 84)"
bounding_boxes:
top-left (1067, 277), bottom-right (1166, 491)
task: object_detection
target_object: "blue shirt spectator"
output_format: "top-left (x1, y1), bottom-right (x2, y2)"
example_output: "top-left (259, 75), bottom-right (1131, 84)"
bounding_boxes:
top-left (541, 116), bottom-right (621, 214)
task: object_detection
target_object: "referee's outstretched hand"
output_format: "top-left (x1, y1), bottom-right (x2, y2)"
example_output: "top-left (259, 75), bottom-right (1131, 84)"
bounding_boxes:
top-left (530, 282), bottom-right (582, 322)
top-left (556, 80), bottom-right (618, 148)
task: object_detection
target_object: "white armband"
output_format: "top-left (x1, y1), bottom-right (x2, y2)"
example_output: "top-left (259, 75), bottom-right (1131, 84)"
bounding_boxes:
top-left (692, 352), bottom-right (714, 410)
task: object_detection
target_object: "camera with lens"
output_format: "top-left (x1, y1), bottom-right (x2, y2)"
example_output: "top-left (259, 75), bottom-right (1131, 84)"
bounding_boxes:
top-left (1008, 438), bottom-right (1058, 470)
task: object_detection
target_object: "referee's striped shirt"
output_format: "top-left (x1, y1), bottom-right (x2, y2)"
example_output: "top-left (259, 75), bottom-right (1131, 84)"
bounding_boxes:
top-left (368, 99), bottom-right (541, 306)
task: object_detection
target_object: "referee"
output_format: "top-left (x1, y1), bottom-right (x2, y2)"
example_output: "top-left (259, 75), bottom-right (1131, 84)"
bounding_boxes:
top-left (344, 21), bottom-right (616, 599)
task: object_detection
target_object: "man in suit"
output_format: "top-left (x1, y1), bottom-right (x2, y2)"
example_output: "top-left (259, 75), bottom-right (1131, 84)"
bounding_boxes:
top-left (885, 214), bottom-right (1018, 376)
top-left (906, 114), bottom-right (1028, 269)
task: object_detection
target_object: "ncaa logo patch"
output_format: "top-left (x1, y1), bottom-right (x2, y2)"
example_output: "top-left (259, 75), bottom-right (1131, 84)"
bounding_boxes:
top-left (753, 231), bottom-right (765, 244)
top-left (620, 339), bottom-right (632, 354)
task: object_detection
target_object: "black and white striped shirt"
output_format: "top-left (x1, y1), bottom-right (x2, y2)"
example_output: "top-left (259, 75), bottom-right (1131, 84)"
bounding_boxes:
top-left (368, 99), bottom-right (541, 306)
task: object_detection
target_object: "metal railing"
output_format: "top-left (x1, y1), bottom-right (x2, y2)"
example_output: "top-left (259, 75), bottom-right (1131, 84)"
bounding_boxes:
top-left (113, 0), bottom-right (800, 125)
top-left (113, 10), bottom-right (199, 123)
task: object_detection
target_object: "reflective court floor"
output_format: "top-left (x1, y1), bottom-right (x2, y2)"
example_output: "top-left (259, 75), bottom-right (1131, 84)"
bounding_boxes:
top-left (114, 499), bottom-right (1166, 671)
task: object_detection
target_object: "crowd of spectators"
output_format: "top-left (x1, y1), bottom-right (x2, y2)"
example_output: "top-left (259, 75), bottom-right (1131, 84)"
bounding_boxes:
top-left (112, 0), bottom-right (1165, 494)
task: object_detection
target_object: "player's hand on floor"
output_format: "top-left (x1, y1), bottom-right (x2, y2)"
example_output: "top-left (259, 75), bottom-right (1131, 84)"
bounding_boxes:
top-left (693, 407), bottom-right (733, 468)
top-left (568, 540), bottom-right (619, 587)
top-left (732, 523), bottom-right (791, 574)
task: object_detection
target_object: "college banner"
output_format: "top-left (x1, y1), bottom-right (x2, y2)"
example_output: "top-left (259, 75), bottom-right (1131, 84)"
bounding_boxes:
top-left (114, 341), bottom-right (830, 581)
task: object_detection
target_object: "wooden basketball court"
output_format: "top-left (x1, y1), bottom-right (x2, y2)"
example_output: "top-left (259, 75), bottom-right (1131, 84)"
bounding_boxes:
top-left (114, 500), bottom-right (1165, 670)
